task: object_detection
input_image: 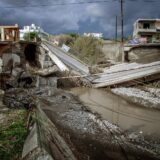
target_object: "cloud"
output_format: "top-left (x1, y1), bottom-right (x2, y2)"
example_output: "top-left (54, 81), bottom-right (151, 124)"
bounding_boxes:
top-left (0, 0), bottom-right (160, 38)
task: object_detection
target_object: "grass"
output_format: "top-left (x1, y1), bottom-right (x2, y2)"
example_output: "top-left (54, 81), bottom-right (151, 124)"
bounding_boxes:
top-left (0, 110), bottom-right (28, 160)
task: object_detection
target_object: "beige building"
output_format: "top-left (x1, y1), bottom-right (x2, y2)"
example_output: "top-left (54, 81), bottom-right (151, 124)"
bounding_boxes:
top-left (0, 24), bottom-right (19, 42)
top-left (133, 19), bottom-right (160, 43)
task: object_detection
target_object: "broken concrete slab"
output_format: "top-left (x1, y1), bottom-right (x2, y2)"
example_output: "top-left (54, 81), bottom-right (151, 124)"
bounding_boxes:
top-left (22, 123), bottom-right (39, 158)
top-left (36, 102), bottom-right (77, 160)
top-left (29, 65), bottom-right (59, 76)
top-left (41, 44), bottom-right (69, 72)
top-left (22, 123), bottom-right (54, 160)
top-left (93, 61), bottom-right (160, 88)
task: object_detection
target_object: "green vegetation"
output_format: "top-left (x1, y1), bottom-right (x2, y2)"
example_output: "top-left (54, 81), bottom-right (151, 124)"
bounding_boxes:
top-left (56, 34), bottom-right (75, 46)
top-left (71, 36), bottom-right (104, 65)
top-left (0, 110), bottom-right (28, 160)
top-left (23, 31), bottom-right (39, 41)
top-left (67, 33), bottom-right (79, 39)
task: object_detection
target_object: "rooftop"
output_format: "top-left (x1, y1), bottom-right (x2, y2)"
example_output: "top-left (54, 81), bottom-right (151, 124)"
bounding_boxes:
top-left (135, 18), bottom-right (160, 23)
top-left (0, 24), bottom-right (19, 29)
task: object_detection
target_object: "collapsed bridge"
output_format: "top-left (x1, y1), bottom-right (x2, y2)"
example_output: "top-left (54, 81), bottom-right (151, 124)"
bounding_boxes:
top-left (41, 41), bottom-right (160, 88)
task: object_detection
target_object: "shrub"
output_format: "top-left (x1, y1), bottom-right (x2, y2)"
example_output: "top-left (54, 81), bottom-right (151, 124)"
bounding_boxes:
top-left (71, 36), bottom-right (104, 64)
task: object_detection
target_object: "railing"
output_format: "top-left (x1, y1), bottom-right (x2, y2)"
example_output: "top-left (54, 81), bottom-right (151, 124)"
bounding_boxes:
top-left (137, 28), bottom-right (157, 32)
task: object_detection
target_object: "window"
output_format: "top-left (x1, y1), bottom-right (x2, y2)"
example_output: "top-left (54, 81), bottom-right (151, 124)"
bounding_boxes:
top-left (143, 23), bottom-right (150, 29)
top-left (157, 34), bottom-right (160, 40)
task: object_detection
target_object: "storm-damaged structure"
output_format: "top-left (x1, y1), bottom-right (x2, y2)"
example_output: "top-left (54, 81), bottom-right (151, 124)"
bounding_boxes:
top-left (0, 32), bottom-right (160, 160)
top-left (0, 40), bottom-right (65, 89)
top-left (0, 24), bottom-right (19, 42)
top-left (133, 19), bottom-right (160, 43)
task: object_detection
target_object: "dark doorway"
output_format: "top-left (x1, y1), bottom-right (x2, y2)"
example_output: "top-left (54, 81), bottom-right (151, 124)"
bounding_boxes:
top-left (24, 44), bottom-right (38, 66)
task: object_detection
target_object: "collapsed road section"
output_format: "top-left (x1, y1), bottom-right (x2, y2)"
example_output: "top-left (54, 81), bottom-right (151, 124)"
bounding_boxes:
top-left (42, 41), bottom-right (160, 88)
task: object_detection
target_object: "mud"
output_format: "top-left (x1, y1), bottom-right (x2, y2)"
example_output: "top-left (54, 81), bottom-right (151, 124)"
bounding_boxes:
top-left (69, 87), bottom-right (160, 138)
top-left (37, 88), bottom-right (160, 160)
top-left (1, 83), bottom-right (160, 160)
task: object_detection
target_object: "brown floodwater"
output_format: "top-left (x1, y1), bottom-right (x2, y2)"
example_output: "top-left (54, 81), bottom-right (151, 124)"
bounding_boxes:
top-left (69, 87), bottom-right (160, 137)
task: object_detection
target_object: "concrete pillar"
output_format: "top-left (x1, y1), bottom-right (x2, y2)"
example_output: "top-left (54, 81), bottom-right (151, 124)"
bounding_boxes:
top-left (1, 28), bottom-right (5, 41)
top-left (0, 58), bottom-right (3, 73)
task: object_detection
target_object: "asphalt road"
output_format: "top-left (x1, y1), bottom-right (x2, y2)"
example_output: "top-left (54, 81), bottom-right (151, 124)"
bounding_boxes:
top-left (44, 42), bottom-right (89, 75)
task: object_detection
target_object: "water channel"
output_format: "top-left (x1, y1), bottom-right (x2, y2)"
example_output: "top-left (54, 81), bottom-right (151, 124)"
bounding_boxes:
top-left (69, 87), bottom-right (160, 137)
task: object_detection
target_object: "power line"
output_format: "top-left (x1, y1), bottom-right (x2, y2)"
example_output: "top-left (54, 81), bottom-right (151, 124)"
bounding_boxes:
top-left (127, 0), bottom-right (160, 2)
top-left (0, 0), bottom-right (159, 9)
top-left (120, 0), bottom-right (124, 62)
top-left (0, 0), bottom-right (118, 9)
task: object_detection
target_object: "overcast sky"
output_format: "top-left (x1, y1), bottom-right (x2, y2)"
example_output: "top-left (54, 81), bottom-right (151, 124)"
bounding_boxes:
top-left (0, 0), bottom-right (160, 38)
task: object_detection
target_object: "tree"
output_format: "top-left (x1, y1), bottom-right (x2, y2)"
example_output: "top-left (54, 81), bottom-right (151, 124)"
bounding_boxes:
top-left (23, 32), bottom-right (39, 41)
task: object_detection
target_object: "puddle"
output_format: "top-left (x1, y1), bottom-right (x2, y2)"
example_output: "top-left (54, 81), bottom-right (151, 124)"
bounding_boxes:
top-left (70, 87), bottom-right (160, 137)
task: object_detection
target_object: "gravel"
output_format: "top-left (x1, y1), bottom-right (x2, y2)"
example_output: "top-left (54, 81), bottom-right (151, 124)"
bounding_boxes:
top-left (112, 87), bottom-right (160, 109)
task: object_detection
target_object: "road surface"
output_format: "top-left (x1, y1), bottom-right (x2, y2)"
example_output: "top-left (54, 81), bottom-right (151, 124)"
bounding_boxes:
top-left (43, 41), bottom-right (89, 75)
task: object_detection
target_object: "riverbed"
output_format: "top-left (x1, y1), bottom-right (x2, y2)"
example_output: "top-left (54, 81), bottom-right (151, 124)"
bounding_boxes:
top-left (69, 87), bottom-right (160, 138)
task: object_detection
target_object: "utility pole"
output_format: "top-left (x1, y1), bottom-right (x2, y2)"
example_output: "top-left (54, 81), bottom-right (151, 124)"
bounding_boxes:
top-left (120, 0), bottom-right (124, 43)
top-left (120, 0), bottom-right (124, 61)
top-left (115, 15), bottom-right (118, 42)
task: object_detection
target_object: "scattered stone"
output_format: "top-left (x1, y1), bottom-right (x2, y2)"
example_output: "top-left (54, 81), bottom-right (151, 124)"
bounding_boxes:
top-left (3, 88), bottom-right (36, 109)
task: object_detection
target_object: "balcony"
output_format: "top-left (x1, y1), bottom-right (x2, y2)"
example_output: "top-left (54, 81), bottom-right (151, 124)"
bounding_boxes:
top-left (137, 28), bottom-right (157, 33)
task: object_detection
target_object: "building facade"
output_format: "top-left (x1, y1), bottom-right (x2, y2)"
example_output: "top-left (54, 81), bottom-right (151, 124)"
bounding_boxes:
top-left (133, 19), bottom-right (160, 43)
top-left (83, 33), bottom-right (103, 39)
top-left (0, 24), bottom-right (19, 42)
top-left (20, 24), bottom-right (49, 40)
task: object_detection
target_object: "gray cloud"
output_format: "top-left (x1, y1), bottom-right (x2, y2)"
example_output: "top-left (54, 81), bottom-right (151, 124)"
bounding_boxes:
top-left (0, 0), bottom-right (160, 38)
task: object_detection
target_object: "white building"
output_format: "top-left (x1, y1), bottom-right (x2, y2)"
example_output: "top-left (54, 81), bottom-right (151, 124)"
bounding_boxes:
top-left (83, 32), bottom-right (103, 39)
top-left (20, 24), bottom-right (49, 40)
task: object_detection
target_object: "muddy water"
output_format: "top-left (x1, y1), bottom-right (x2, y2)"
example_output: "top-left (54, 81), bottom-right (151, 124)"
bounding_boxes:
top-left (70, 88), bottom-right (160, 137)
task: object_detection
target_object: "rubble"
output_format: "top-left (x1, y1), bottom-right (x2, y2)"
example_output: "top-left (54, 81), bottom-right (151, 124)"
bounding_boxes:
top-left (3, 88), bottom-right (36, 109)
